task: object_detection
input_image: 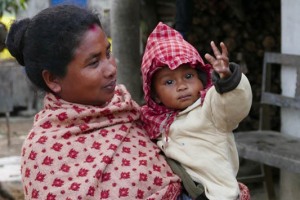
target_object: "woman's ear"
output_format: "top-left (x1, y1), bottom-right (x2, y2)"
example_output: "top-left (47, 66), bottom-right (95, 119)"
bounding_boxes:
top-left (42, 70), bottom-right (62, 93)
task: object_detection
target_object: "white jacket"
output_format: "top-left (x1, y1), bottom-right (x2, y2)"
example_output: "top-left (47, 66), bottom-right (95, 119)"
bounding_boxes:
top-left (157, 74), bottom-right (252, 200)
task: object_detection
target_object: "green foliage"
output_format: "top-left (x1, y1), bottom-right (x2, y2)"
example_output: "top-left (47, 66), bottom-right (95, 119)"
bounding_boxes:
top-left (0, 0), bottom-right (28, 17)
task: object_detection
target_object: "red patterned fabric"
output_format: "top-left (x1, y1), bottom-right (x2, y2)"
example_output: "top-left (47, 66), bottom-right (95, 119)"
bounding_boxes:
top-left (239, 182), bottom-right (251, 200)
top-left (140, 22), bottom-right (213, 140)
top-left (21, 85), bottom-right (181, 200)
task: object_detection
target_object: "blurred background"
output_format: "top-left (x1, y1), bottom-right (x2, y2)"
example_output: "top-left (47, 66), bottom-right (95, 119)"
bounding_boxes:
top-left (0, 0), bottom-right (293, 199)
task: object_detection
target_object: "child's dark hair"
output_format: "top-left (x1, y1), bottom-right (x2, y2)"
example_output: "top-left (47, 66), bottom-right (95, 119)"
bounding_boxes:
top-left (196, 67), bottom-right (207, 88)
top-left (5, 4), bottom-right (102, 92)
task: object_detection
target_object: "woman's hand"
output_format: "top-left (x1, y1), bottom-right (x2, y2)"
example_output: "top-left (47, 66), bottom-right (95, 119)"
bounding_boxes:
top-left (205, 41), bottom-right (231, 79)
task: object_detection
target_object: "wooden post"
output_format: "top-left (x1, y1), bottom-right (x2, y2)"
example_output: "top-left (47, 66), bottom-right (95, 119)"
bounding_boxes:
top-left (5, 112), bottom-right (11, 146)
top-left (110, 0), bottom-right (142, 104)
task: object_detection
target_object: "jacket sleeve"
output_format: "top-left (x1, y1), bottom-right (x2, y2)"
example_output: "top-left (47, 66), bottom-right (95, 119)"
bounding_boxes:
top-left (212, 63), bottom-right (242, 94)
top-left (204, 66), bottom-right (252, 132)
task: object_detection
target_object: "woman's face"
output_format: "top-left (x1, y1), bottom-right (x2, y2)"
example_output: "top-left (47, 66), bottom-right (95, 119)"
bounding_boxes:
top-left (55, 24), bottom-right (117, 106)
top-left (152, 64), bottom-right (203, 110)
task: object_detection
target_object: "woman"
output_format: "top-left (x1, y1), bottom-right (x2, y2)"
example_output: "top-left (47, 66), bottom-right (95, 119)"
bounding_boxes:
top-left (6, 5), bottom-right (181, 199)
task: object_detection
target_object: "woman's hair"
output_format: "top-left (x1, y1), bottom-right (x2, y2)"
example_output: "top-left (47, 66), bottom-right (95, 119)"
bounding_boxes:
top-left (6, 4), bottom-right (102, 92)
top-left (0, 22), bottom-right (7, 52)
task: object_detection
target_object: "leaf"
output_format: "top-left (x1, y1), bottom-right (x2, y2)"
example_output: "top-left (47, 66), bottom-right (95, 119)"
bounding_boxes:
top-left (0, 0), bottom-right (28, 17)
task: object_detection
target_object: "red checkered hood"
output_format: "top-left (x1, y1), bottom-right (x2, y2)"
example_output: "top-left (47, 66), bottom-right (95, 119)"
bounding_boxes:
top-left (141, 22), bottom-right (212, 139)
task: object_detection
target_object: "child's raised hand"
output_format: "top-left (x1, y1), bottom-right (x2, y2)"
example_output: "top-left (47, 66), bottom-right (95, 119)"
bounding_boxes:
top-left (205, 41), bottom-right (231, 79)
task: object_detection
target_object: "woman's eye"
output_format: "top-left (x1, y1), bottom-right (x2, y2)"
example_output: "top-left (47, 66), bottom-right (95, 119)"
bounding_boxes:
top-left (106, 49), bottom-right (112, 59)
top-left (88, 59), bottom-right (99, 67)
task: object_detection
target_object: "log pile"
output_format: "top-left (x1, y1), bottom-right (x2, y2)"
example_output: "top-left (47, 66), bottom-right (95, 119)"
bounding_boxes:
top-left (187, 0), bottom-right (281, 131)
top-left (142, 0), bottom-right (281, 131)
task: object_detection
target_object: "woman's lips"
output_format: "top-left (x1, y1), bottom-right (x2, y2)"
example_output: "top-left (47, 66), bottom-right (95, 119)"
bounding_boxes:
top-left (103, 80), bottom-right (116, 92)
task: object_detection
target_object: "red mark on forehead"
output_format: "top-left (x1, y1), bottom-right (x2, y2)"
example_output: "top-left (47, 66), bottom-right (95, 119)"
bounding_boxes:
top-left (89, 24), bottom-right (98, 31)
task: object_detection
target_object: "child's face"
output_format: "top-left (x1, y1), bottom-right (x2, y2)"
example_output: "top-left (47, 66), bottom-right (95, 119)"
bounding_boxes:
top-left (54, 24), bottom-right (117, 106)
top-left (152, 64), bottom-right (204, 110)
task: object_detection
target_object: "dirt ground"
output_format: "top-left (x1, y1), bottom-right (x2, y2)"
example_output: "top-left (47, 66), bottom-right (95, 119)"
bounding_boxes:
top-left (0, 116), bottom-right (32, 157)
top-left (0, 116), bottom-right (33, 200)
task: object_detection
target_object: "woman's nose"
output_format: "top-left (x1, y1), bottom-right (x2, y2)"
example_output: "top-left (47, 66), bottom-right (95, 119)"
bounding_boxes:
top-left (103, 59), bottom-right (117, 78)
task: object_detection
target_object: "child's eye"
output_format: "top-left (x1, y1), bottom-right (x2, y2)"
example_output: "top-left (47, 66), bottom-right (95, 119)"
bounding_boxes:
top-left (185, 73), bottom-right (193, 79)
top-left (164, 80), bottom-right (174, 85)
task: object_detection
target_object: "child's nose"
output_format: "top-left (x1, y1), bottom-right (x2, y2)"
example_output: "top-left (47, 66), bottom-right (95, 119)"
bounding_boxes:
top-left (177, 80), bottom-right (187, 91)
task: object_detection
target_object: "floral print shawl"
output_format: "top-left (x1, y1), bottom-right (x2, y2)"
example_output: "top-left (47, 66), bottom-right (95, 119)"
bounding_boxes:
top-left (21, 85), bottom-right (181, 200)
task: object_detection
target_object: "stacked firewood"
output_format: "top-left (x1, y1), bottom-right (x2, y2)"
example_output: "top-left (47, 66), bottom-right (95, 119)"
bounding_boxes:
top-left (187, 0), bottom-right (281, 131)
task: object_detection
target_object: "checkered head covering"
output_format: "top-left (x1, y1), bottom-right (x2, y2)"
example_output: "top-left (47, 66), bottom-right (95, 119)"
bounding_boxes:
top-left (140, 22), bottom-right (212, 139)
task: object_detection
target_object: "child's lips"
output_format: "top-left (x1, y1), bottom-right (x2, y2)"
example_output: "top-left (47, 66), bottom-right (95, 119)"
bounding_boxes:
top-left (177, 94), bottom-right (191, 101)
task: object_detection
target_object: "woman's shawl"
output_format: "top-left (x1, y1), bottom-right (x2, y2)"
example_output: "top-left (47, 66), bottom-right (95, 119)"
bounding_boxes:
top-left (21, 85), bottom-right (181, 200)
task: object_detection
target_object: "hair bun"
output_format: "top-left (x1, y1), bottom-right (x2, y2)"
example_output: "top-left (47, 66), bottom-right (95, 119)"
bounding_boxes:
top-left (5, 18), bottom-right (30, 66)
top-left (0, 22), bottom-right (7, 52)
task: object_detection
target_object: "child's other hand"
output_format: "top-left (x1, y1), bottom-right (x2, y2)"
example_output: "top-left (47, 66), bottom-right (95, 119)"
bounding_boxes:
top-left (205, 41), bottom-right (231, 79)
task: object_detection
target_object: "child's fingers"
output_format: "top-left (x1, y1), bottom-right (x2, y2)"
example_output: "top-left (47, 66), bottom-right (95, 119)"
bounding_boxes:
top-left (205, 53), bottom-right (229, 68)
top-left (218, 54), bottom-right (229, 64)
top-left (210, 41), bottom-right (221, 57)
top-left (220, 42), bottom-right (229, 57)
top-left (204, 53), bottom-right (216, 65)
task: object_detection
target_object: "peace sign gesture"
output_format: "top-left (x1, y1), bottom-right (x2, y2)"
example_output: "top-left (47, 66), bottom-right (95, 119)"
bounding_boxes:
top-left (205, 41), bottom-right (231, 79)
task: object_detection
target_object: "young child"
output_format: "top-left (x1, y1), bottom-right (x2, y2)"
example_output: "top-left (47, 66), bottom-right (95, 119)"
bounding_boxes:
top-left (141, 22), bottom-right (252, 200)
top-left (6, 6), bottom-right (181, 199)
